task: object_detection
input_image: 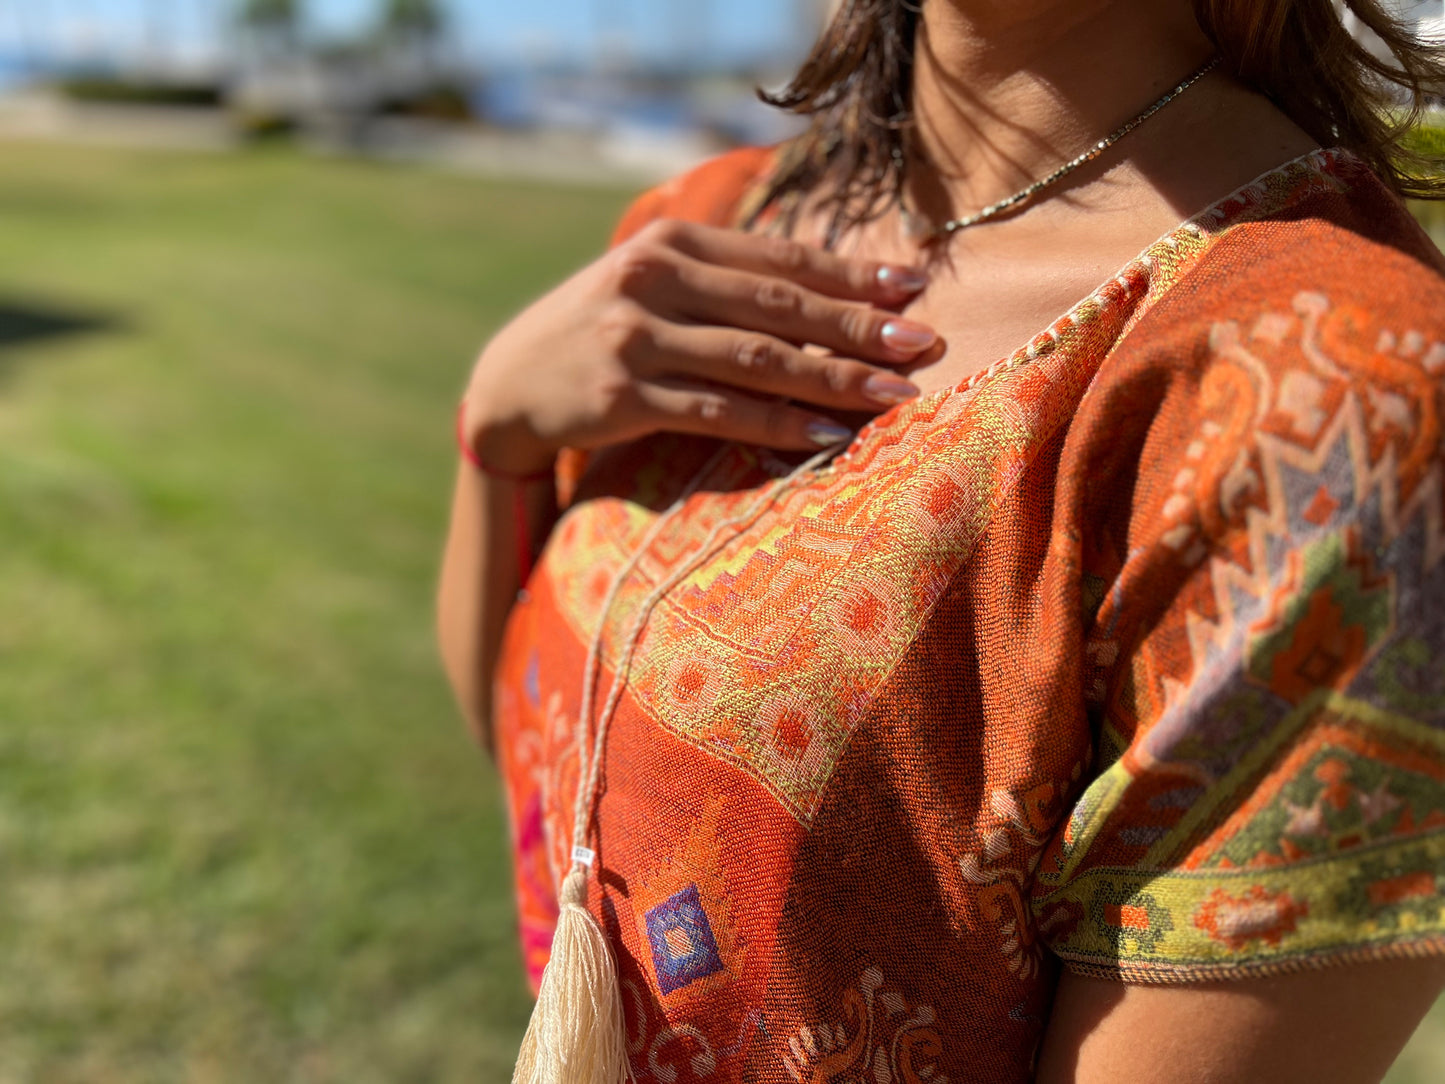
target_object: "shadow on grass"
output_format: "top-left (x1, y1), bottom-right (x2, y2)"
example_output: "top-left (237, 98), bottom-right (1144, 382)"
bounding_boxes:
top-left (0, 298), bottom-right (123, 361)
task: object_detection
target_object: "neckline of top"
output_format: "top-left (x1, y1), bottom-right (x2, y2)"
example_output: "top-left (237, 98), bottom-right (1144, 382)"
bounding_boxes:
top-left (802, 144), bottom-right (1355, 475)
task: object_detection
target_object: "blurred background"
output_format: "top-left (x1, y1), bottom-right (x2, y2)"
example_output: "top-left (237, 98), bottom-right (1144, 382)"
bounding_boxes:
top-left (0, 2), bottom-right (1440, 1082)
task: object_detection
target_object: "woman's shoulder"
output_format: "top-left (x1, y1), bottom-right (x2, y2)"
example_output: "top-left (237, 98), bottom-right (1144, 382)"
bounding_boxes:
top-left (1069, 150), bottom-right (1445, 649)
top-left (1033, 160), bottom-right (1445, 989)
top-left (1105, 150), bottom-right (1445, 447)
top-left (609, 145), bottom-right (778, 245)
top-left (1167, 149), bottom-right (1445, 342)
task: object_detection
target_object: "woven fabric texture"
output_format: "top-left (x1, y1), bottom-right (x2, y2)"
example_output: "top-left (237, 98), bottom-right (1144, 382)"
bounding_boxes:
top-left (492, 145), bottom-right (1445, 1083)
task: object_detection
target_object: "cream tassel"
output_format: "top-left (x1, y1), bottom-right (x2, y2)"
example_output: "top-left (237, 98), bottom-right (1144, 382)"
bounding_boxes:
top-left (512, 864), bottom-right (632, 1084)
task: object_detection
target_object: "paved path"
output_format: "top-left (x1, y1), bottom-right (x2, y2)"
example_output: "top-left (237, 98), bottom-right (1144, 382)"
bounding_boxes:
top-left (0, 91), bottom-right (715, 186)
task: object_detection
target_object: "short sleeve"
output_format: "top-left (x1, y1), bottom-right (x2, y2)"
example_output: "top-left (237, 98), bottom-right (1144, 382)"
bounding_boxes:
top-left (1031, 278), bottom-right (1445, 982)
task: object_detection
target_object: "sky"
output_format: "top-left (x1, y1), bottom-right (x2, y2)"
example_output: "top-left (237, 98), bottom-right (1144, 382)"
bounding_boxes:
top-left (0, 0), bottom-right (813, 69)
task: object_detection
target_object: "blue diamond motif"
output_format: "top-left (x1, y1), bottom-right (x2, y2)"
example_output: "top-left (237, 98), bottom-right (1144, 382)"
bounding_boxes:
top-left (644, 884), bottom-right (723, 994)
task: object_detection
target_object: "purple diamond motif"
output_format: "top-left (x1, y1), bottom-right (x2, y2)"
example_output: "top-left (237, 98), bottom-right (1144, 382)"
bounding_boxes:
top-left (644, 884), bottom-right (724, 994)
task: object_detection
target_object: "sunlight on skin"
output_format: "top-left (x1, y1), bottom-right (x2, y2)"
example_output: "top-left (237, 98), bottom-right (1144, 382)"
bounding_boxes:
top-left (1038, 958), bottom-right (1445, 1082)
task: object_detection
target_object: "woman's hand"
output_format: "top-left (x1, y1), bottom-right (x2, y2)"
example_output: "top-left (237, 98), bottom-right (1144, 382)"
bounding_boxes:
top-left (461, 218), bottom-right (937, 475)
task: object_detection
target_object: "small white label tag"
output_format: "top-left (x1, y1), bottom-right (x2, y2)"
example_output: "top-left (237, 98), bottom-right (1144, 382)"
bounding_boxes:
top-left (571, 845), bottom-right (596, 867)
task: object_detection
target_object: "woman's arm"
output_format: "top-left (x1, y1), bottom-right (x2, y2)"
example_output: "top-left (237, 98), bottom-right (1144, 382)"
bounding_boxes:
top-left (1036, 960), bottom-right (1445, 1084)
top-left (436, 462), bottom-right (557, 749)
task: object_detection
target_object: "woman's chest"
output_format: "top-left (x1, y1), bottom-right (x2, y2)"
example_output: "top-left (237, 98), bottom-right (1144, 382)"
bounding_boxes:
top-left (498, 354), bottom-right (1111, 1082)
top-left (538, 343), bottom-right (1101, 822)
top-left (897, 245), bottom-right (1145, 395)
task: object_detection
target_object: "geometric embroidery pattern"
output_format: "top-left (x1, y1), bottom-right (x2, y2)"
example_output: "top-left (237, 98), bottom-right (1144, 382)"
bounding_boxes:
top-left (544, 224), bottom-right (1224, 825)
top-left (543, 154), bottom-right (1361, 830)
top-left (1033, 279), bottom-right (1445, 979)
top-left (644, 885), bottom-right (725, 995)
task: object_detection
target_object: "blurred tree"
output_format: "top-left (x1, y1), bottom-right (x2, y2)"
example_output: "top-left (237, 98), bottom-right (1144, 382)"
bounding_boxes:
top-left (377, 0), bottom-right (447, 77)
top-left (381, 0), bottom-right (444, 38)
top-left (236, 0), bottom-right (301, 45)
top-left (234, 0), bottom-right (302, 67)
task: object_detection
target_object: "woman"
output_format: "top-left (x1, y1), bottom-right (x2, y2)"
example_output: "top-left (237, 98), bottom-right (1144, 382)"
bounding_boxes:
top-left (440, 0), bottom-right (1445, 1080)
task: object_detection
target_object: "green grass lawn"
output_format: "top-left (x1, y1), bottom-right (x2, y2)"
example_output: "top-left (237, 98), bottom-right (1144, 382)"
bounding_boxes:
top-left (1413, 197), bottom-right (1445, 252)
top-left (0, 140), bottom-right (1440, 1083)
top-left (0, 140), bottom-right (631, 1082)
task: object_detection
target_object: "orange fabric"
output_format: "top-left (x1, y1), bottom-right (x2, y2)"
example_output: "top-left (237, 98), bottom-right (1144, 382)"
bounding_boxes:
top-left (494, 147), bottom-right (1445, 1081)
top-left (611, 145), bottom-right (775, 245)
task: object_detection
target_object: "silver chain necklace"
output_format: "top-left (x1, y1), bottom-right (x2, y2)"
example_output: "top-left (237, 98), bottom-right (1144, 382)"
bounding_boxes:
top-left (901, 56), bottom-right (1221, 245)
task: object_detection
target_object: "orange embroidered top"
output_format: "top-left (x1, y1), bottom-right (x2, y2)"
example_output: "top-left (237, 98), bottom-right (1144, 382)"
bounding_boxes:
top-left (492, 146), bottom-right (1445, 1082)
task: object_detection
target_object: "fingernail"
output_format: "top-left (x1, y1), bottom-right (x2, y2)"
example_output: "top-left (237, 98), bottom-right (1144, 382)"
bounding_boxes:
top-left (876, 265), bottom-right (928, 293)
top-left (881, 319), bottom-right (937, 353)
top-left (863, 373), bottom-right (920, 406)
top-left (805, 418), bottom-right (853, 447)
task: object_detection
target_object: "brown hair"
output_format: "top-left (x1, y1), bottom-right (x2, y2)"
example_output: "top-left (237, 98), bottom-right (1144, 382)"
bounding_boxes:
top-left (755, 0), bottom-right (1445, 238)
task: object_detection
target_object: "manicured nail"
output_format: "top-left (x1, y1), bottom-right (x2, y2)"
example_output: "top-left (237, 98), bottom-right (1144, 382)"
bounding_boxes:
top-left (876, 265), bottom-right (928, 293)
top-left (805, 418), bottom-right (853, 447)
top-left (881, 319), bottom-right (937, 353)
top-left (863, 373), bottom-right (920, 406)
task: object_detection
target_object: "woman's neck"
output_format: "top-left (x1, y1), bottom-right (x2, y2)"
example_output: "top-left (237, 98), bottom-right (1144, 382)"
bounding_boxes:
top-left (805, 0), bottom-right (1320, 397)
top-left (907, 0), bottom-right (1218, 223)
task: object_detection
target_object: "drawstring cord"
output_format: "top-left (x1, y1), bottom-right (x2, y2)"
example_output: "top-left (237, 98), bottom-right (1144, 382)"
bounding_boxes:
top-left (513, 438), bottom-right (843, 1084)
